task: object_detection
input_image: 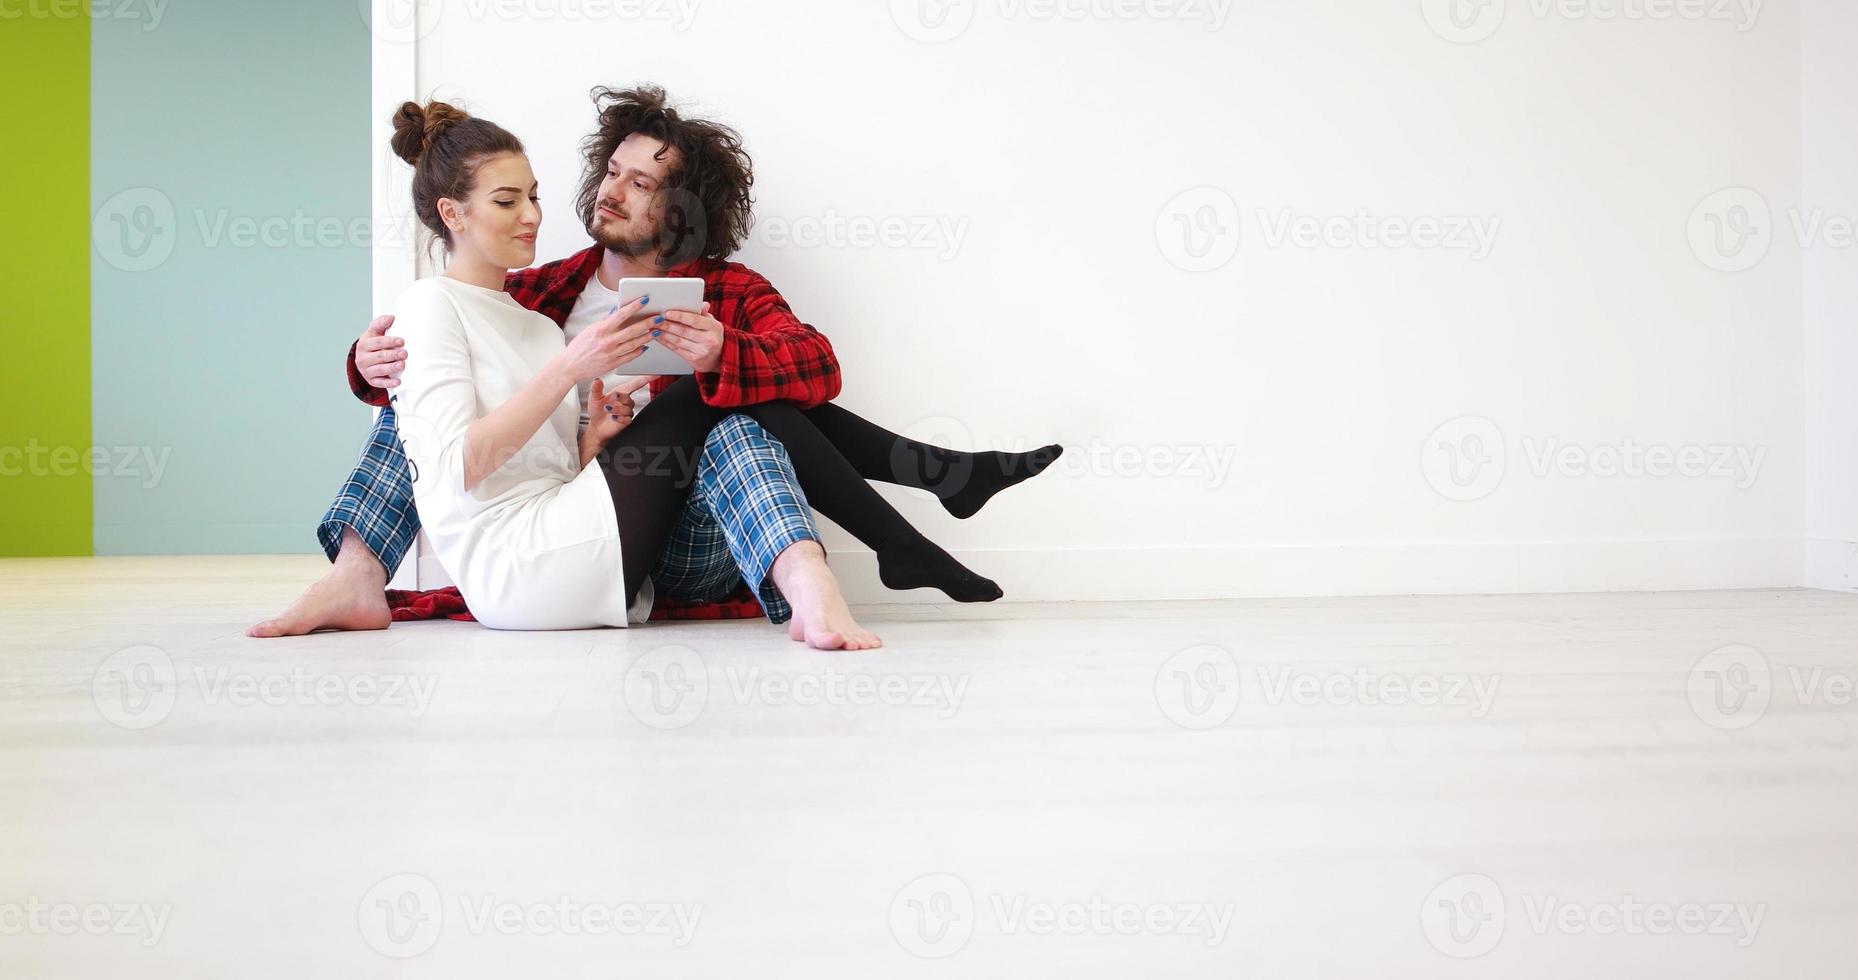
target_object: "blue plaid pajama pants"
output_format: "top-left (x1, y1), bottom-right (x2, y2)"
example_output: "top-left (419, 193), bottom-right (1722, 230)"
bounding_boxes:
top-left (317, 406), bottom-right (819, 623)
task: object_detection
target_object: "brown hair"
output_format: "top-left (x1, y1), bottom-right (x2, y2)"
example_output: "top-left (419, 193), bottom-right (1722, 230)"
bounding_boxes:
top-left (576, 85), bottom-right (754, 265)
top-left (390, 99), bottom-right (525, 249)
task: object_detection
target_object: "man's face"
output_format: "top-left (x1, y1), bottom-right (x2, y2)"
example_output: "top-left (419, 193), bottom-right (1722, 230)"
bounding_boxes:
top-left (587, 132), bottom-right (679, 258)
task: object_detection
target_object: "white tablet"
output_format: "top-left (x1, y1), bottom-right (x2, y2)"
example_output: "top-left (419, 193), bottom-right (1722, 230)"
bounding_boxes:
top-left (615, 276), bottom-right (706, 376)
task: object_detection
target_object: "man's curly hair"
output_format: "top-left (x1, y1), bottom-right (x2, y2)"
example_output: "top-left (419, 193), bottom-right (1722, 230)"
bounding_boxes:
top-left (576, 84), bottom-right (754, 265)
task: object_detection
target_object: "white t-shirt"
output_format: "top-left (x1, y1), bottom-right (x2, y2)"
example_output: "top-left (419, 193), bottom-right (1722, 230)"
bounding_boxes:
top-left (388, 275), bottom-right (653, 630)
top-left (562, 269), bottom-right (655, 426)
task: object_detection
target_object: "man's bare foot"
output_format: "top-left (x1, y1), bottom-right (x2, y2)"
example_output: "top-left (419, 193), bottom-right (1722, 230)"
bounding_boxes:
top-left (247, 530), bottom-right (392, 638)
top-left (769, 542), bottom-right (881, 651)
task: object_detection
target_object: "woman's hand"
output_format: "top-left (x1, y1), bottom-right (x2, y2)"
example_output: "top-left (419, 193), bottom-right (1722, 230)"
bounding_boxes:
top-left (556, 295), bottom-right (658, 384)
top-left (579, 376), bottom-right (655, 466)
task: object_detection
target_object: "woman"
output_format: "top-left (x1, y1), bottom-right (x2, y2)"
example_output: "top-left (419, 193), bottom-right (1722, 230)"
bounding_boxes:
top-left (382, 101), bottom-right (1049, 645)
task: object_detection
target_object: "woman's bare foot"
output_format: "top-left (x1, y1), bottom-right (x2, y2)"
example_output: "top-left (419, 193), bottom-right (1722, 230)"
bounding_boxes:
top-left (769, 542), bottom-right (882, 651)
top-left (247, 530), bottom-right (392, 638)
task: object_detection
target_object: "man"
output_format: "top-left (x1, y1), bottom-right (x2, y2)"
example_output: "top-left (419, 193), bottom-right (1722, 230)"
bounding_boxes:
top-left (250, 85), bottom-right (876, 647)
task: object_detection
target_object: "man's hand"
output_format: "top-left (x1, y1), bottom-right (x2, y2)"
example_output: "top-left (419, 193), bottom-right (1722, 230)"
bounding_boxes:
top-left (653, 302), bottom-right (725, 373)
top-left (356, 315), bottom-right (407, 390)
top-left (579, 376), bottom-right (654, 467)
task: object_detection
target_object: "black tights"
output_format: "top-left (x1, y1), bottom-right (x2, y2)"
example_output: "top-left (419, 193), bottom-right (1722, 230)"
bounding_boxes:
top-left (599, 379), bottom-right (1061, 608)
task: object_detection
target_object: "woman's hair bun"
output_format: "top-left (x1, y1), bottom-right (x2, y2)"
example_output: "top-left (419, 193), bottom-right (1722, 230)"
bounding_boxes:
top-left (389, 99), bottom-right (470, 167)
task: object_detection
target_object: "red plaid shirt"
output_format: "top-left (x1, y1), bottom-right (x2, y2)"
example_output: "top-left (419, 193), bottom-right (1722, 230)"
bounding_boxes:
top-left (347, 245), bottom-right (843, 621)
top-left (347, 245), bottom-right (842, 409)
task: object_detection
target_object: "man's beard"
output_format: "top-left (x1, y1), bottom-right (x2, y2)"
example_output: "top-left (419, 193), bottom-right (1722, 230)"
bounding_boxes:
top-left (587, 207), bottom-right (661, 259)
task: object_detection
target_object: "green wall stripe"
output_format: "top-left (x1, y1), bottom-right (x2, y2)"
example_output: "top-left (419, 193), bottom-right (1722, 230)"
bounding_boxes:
top-left (1, 11), bottom-right (92, 557)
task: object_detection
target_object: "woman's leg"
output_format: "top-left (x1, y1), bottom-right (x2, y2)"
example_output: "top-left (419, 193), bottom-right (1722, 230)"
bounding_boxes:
top-left (737, 401), bottom-right (1004, 603)
top-left (800, 402), bottom-right (1063, 518)
top-left (594, 377), bottom-right (729, 608)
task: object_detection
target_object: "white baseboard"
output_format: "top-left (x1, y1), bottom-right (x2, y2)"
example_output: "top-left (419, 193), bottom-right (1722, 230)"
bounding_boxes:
top-left (827, 536), bottom-right (1806, 604)
top-left (1805, 537), bottom-right (1858, 593)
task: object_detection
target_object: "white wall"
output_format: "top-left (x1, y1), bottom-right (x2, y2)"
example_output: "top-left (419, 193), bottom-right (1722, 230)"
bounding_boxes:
top-left (380, 0), bottom-right (1821, 601)
top-left (1802, 0), bottom-right (1858, 591)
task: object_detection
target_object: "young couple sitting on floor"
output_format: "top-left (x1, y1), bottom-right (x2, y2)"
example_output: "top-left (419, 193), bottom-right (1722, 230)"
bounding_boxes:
top-left (248, 85), bottom-right (1061, 650)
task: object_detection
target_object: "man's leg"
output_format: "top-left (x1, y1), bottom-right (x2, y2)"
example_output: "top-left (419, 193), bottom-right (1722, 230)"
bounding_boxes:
top-left (652, 415), bottom-right (880, 649)
top-left (248, 407), bottom-right (421, 637)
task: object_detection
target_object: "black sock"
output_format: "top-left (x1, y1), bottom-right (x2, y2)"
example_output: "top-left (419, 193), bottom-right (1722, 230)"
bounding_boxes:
top-left (801, 404), bottom-right (1063, 518)
top-left (875, 533), bottom-right (1003, 603)
top-left (935, 444), bottom-right (1064, 520)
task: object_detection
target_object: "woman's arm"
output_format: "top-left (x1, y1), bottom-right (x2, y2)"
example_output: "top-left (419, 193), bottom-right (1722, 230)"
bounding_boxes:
top-left (391, 285), bottom-right (657, 494)
top-left (458, 360), bottom-right (578, 492)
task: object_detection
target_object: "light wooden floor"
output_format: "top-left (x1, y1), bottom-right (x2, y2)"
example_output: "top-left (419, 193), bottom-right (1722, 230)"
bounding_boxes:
top-left (2, 556), bottom-right (1855, 978)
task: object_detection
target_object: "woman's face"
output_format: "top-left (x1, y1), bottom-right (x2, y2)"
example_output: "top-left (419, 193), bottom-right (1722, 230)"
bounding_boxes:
top-left (440, 151), bottom-right (540, 269)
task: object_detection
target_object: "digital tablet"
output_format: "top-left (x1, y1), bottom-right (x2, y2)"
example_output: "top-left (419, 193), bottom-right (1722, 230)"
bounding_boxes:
top-left (615, 276), bottom-right (706, 376)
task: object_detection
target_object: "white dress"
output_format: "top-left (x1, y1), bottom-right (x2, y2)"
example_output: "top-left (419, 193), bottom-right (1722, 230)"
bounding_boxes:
top-left (387, 276), bottom-right (653, 630)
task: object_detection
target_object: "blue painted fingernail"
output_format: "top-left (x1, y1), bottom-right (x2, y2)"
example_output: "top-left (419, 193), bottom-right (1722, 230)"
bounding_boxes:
top-left (653, 315), bottom-right (665, 324)
top-left (651, 329), bottom-right (661, 337)
top-left (639, 294), bottom-right (649, 305)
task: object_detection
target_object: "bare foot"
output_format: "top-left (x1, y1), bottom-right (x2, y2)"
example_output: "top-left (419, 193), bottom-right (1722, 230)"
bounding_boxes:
top-left (769, 542), bottom-right (882, 651)
top-left (247, 530), bottom-right (392, 638)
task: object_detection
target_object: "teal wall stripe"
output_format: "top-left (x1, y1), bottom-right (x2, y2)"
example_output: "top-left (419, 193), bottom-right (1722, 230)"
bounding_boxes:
top-left (91, 1), bottom-right (373, 554)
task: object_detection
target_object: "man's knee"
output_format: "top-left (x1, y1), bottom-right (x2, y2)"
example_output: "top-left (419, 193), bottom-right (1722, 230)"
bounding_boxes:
top-left (705, 412), bottom-right (787, 452)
